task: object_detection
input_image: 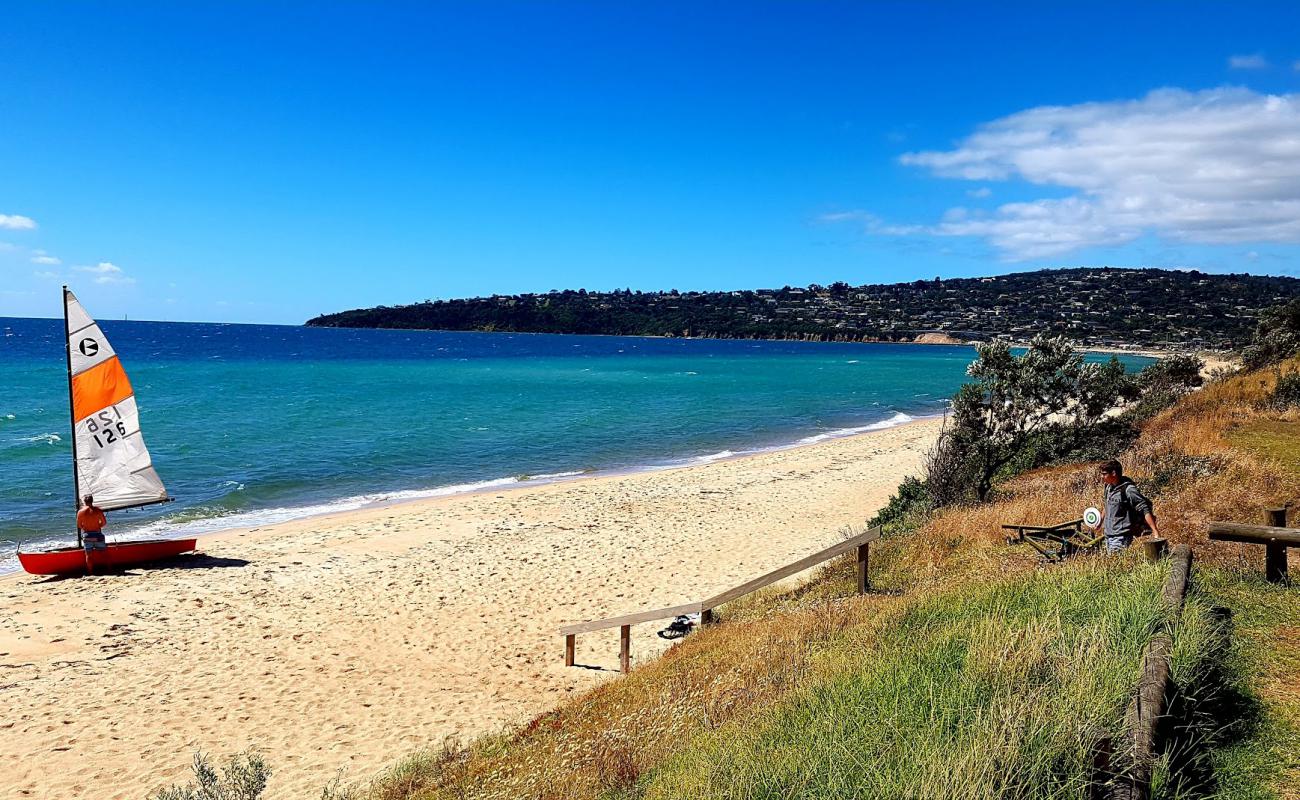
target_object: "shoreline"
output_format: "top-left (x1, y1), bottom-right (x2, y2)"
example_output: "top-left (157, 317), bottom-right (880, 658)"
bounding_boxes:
top-left (0, 416), bottom-right (942, 798)
top-left (2, 411), bottom-right (941, 576)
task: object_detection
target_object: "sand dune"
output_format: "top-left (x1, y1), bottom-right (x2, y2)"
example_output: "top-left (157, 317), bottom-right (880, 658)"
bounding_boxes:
top-left (0, 417), bottom-right (941, 799)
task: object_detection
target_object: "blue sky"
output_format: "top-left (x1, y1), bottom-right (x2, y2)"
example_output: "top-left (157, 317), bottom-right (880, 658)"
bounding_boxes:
top-left (2, 2), bottom-right (1299, 324)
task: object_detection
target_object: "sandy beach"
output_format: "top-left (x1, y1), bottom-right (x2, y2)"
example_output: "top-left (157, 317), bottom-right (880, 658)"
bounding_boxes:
top-left (0, 417), bottom-right (941, 799)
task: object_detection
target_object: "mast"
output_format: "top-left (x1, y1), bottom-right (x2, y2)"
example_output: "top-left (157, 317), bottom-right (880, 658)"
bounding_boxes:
top-left (63, 286), bottom-right (83, 548)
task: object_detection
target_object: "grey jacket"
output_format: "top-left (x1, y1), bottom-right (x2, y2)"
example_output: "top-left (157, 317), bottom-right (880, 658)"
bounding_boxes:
top-left (1103, 478), bottom-right (1153, 539)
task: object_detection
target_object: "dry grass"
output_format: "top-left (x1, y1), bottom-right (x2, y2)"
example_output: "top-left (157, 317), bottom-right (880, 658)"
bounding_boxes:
top-left (336, 584), bottom-right (909, 800)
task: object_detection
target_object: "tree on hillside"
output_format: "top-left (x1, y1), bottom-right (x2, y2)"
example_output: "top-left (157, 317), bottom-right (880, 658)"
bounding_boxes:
top-left (928, 335), bottom-right (1136, 504)
top-left (1243, 297), bottom-right (1300, 370)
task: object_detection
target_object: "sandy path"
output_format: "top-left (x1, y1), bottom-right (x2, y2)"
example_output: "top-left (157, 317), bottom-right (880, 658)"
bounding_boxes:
top-left (0, 418), bottom-right (940, 799)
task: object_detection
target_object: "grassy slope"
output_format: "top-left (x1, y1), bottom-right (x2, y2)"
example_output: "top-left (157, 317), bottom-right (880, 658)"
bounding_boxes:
top-left (340, 361), bottom-right (1300, 800)
top-left (642, 561), bottom-right (1204, 800)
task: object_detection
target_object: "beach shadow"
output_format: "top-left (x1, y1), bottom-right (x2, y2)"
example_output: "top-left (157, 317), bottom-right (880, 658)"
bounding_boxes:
top-left (25, 553), bottom-right (252, 582)
top-left (570, 663), bottom-right (617, 672)
top-left (131, 553), bottom-right (251, 572)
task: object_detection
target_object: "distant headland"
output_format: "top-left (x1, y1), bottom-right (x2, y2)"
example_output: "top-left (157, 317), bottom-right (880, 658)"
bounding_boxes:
top-left (306, 267), bottom-right (1300, 351)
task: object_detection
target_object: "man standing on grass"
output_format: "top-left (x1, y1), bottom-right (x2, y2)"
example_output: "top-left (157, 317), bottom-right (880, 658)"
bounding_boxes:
top-left (77, 494), bottom-right (108, 574)
top-left (1098, 460), bottom-right (1160, 552)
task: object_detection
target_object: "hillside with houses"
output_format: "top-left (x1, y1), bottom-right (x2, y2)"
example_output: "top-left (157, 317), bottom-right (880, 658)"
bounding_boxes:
top-left (308, 267), bottom-right (1300, 350)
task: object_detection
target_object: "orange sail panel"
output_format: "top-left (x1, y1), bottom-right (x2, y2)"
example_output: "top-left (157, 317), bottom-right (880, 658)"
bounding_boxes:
top-left (71, 356), bottom-right (134, 422)
top-left (64, 288), bottom-right (169, 512)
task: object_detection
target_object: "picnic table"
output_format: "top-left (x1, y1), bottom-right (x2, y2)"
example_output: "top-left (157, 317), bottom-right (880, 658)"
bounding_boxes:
top-left (1002, 519), bottom-right (1102, 562)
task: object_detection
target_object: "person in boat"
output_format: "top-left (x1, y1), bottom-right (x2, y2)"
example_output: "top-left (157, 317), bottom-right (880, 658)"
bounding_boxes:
top-left (77, 494), bottom-right (108, 573)
top-left (1097, 460), bottom-right (1159, 553)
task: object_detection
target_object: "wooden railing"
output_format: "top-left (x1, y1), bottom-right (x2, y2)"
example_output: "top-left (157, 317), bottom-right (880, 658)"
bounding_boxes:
top-left (559, 525), bottom-right (881, 672)
top-left (1209, 507), bottom-right (1296, 582)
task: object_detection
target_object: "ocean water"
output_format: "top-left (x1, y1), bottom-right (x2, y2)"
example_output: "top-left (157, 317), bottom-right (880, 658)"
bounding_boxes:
top-left (0, 318), bottom-right (1150, 569)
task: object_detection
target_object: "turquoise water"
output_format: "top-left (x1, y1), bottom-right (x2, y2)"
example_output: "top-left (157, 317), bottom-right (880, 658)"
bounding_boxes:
top-left (0, 318), bottom-right (1150, 568)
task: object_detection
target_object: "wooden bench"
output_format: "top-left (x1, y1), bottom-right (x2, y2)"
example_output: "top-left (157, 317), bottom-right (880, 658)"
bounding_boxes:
top-left (559, 525), bottom-right (881, 672)
top-left (1208, 508), bottom-right (1296, 583)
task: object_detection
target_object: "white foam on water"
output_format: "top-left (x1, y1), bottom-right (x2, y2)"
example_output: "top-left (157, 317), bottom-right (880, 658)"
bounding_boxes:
top-left (796, 412), bottom-right (916, 445)
top-left (15, 433), bottom-right (61, 445)
top-left (693, 449), bottom-right (736, 463)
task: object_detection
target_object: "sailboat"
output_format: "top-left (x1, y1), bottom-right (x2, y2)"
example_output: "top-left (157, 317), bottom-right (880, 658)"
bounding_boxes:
top-left (17, 287), bottom-right (195, 576)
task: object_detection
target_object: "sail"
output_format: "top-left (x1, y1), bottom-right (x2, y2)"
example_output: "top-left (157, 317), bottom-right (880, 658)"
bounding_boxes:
top-left (64, 288), bottom-right (169, 511)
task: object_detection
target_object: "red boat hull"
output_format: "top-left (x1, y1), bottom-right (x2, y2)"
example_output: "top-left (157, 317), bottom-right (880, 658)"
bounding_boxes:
top-left (18, 539), bottom-right (198, 576)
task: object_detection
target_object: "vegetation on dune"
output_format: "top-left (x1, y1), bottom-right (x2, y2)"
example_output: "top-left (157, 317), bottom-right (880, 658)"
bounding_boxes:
top-left (150, 750), bottom-right (271, 800)
top-left (640, 563), bottom-right (1213, 800)
top-left (926, 334), bottom-right (1140, 504)
top-left (1242, 297), bottom-right (1300, 371)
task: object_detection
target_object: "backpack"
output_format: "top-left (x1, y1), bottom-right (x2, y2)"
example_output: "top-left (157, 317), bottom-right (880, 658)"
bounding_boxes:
top-left (1116, 481), bottom-right (1153, 536)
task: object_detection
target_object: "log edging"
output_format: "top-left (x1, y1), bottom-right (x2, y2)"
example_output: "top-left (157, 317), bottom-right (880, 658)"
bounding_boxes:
top-left (1107, 543), bottom-right (1193, 800)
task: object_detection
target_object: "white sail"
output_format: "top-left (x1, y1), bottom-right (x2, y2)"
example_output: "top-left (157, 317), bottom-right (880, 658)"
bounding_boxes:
top-left (65, 288), bottom-right (169, 511)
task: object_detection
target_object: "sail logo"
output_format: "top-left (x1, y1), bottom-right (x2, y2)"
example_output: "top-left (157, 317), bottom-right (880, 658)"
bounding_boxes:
top-left (78, 337), bottom-right (99, 357)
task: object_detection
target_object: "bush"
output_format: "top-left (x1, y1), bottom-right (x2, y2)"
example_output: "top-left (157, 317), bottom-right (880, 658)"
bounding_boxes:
top-left (149, 750), bottom-right (271, 800)
top-left (1268, 369), bottom-right (1300, 410)
top-left (1242, 297), bottom-right (1300, 370)
top-left (1124, 354), bottom-right (1205, 423)
top-left (867, 475), bottom-right (933, 536)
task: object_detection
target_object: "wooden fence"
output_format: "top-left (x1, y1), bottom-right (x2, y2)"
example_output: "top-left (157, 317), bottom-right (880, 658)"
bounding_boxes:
top-left (1209, 507), bottom-right (1296, 582)
top-left (559, 525), bottom-right (881, 672)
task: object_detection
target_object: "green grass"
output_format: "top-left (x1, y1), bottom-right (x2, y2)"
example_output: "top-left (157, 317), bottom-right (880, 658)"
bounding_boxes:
top-left (1227, 419), bottom-right (1300, 480)
top-left (635, 560), bottom-right (1222, 800)
top-left (1181, 568), bottom-right (1300, 800)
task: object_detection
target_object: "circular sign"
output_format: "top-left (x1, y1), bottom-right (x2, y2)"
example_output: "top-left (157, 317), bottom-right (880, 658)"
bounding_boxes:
top-left (1083, 506), bottom-right (1102, 528)
top-left (78, 337), bottom-right (99, 357)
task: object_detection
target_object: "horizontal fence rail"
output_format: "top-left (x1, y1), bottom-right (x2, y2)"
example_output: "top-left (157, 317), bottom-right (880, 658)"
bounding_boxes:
top-left (560, 525), bottom-right (882, 671)
top-left (1208, 507), bottom-right (1295, 582)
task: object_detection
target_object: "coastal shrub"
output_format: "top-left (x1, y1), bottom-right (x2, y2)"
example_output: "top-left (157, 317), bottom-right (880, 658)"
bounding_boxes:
top-left (1267, 368), bottom-right (1300, 410)
top-left (928, 335), bottom-right (1136, 504)
top-left (1124, 354), bottom-right (1204, 423)
top-left (149, 750), bottom-right (271, 800)
top-left (865, 475), bottom-right (933, 536)
top-left (1242, 297), bottom-right (1300, 370)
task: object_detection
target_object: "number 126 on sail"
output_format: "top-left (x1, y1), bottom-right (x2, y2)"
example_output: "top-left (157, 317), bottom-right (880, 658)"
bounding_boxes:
top-left (84, 406), bottom-right (129, 448)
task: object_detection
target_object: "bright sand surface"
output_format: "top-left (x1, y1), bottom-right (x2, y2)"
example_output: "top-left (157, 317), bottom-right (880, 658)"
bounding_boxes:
top-left (0, 417), bottom-right (941, 799)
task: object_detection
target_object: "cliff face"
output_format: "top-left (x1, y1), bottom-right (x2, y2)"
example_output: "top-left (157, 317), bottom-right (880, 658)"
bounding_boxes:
top-left (307, 267), bottom-right (1300, 350)
top-left (913, 332), bottom-right (964, 345)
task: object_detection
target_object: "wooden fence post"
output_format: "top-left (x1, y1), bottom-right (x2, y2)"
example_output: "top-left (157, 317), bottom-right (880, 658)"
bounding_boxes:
top-left (1266, 540), bottom-right (1288, 583)
top-left (619, 624), bottom-right (631, 673)
top-left (856, 542), bottom-right (870, 594)
top-left (1264, 508), bottom-right (1288, 583)
top-left (1141, 538), bottom-right (1167, 563)
top-left (564, 634), bottom-right (575, 667)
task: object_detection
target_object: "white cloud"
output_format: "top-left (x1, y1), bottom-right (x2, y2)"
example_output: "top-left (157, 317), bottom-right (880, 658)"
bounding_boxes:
top-left (75, 261), bottom-right (136, 285)
top-left (1228, 53), bottom-right (1268, 70)
top-left (966, 187), bottom-right (992, 199)
top-left (30, 249), bottom-right (61, 265)
top-left (865, 88), bottom-right (1300, 260)
top-left (0, 214), bottom-right (36, 230)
